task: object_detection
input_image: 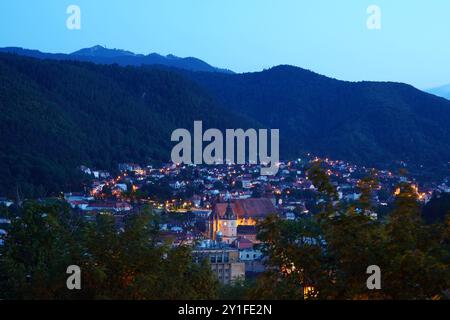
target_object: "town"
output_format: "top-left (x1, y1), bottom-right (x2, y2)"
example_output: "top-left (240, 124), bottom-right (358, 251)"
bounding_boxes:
top-left (2, 154), bottom-right (446, 285)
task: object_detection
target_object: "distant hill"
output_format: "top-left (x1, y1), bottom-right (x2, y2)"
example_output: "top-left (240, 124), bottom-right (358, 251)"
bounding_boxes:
top-left (0, 45), bottom-right (234, 73)
top-left (0, 53), bottom-right (251, 197)
top-left (183, 65), bottom-right (450, 169)
top-left (426, 84), bottom-right (450, 100)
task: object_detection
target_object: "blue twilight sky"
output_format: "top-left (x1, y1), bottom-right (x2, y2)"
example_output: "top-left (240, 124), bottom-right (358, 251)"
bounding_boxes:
top-left (0, 0), bottom-right (449, 89)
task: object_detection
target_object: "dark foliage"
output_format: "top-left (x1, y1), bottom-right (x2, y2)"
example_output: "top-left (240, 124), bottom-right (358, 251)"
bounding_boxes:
top-left (184, 65), bottom-right (450, 168)
top-left (0, 53), bottom-right (256, 197)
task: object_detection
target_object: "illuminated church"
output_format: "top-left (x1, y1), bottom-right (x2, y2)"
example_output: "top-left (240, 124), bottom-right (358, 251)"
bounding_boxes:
top-left (209, 198), bottom-right (277, 244)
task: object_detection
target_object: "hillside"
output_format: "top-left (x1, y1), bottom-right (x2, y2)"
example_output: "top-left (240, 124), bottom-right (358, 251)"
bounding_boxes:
top-left (0, 53), bottom-right (253, 197)
top-left (184, 65), bottom-right (450, 169)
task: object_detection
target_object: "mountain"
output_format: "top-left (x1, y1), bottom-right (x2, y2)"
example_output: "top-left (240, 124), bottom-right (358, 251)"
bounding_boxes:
top-left (0, 45), bottom-right (233, 73)
top-left (0, 53), bottom-right (253, 197)
top-left (71, 45), bottom-right (136, 58)
top-left (426, 84), bottom-right (450, 100)
top-left (182, 65), bottom-right (450, 169)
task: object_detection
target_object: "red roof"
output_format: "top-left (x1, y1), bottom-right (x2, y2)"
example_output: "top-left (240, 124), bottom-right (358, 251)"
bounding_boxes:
top-left (234, 237), bottom-right (254, 249)
top-left (214, 198), bottom-right (276, 219)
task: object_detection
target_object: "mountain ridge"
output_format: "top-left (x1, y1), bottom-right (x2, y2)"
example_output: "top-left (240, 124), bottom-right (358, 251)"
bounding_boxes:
top-left (180, 64), bottom-right (450, 169)
top-left (0, 45), bottom-right (234, 74)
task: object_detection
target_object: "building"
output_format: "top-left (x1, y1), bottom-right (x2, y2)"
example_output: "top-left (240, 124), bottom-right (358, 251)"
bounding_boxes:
top-left (213, 198), bottom-right (277, 226)
top-left (236, 225), bottom-right (258, 243)
top-left (193, 242), bottom-right (245, 285)
top-left (239, 248), bottom-right (265, 273)
top-left (208, 201), bottom-right (237, 244)
top-left (191, 209), bottom-right (211, 219)
top-left (83, 201), bottom-right (132, 212)
top-left (0, 218), bottom-right (11, 247)
top-left (0, 198), bottom-right (13, 207)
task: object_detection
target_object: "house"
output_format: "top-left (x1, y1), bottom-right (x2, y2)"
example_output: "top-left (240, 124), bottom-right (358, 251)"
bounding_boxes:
top-left (83, 202), bottom-right (132, 212)
top-left (191, 209), bottom-right (211, 219)
top-left (118, 163), bottom-right (142, 172)
top-left (115, 202), bottom-right (132, 211)
top-left (239, 248), bottom-right (263, 261)
top-left (242, 179), bottom-right (252, 189)
top-left (191, 195), bottom-right (202, 207)
top-left (64, 193), bottom-right (93, 202)
top-left (67, 200), bottom-right (89, 210)
top-left (233, 237), bottom-right (254, 250)
top-left (170, 226), bottom-right (183, 233)
top-left (79, 165), bottom-right (92, 175)
top-left (0, 198), bottom-right (13, 207)
top-left (170, 181), bottom-right (186, 190)
top-left (213, 198), bottom-right (277, 226)
top-left (284, 212), bottom-right (296, 220)
top-left (84, 202), bottom-right (116, 211)
top-left (239, 248), bottom-right (265, 274)
top-left (193, 242), bottom-right (245, 285)
top-left (0, 218), bottom-right (10, 247)
top-left (237, 225), bottom-right (258, 243)
top-left (92, 170), bottom-right (110, 179)
top-left (115, 184), bottom-right (128, 192)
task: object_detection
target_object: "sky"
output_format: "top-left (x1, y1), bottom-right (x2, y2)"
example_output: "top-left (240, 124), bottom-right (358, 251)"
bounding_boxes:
top-left (1, 0), bottom-right (449, 89)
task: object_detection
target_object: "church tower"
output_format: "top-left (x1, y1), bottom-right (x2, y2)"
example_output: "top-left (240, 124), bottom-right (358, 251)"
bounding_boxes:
top-left (209, 207), bottom-right (220, 241)
top-left (209, 200), bottom-right (237, 244)
top-left (219, 200), bottom-right (237, 244)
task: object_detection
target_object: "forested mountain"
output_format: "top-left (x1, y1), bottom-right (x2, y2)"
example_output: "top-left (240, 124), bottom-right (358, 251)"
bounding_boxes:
top-left (184, 65), bottom-right (450, 168)
top-left (0, 53), bottom-right (254, 197)
top-left (0, 45), bottom-right (233, 73)
top-left (1, 51), bottom-right (450, 197)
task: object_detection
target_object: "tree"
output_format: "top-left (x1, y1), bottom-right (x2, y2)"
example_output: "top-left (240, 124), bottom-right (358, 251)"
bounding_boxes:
top-left (381, 182), bottom-right (450, 299)
top-left (0, 202), bottom-right (219, 299)
top-left (0, 201), bottom-right (85, 299)
top-left (252, 164), bottom-right (450, 300)
top-left (357, 169), bottom-right (379, 213)
top-left (251, 215), bottom-right (324, 300)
